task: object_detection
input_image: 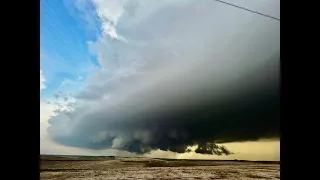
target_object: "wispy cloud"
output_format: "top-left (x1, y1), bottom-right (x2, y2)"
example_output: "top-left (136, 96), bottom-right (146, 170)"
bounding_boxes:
top-left (40, 70), bottom-right (46, 91)
top-left (64, 0), bottom-right (100, 33)
top-left (93, 0), bottom-right (127, 41)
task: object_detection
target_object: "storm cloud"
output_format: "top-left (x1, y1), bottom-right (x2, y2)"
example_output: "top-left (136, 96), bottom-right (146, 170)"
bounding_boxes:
top-left (48, 0), bottom-right (280, 155)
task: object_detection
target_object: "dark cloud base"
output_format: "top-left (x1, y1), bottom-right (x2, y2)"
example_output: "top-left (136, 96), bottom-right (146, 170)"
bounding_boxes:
top-left (49, 54), bottom-right (279, 156)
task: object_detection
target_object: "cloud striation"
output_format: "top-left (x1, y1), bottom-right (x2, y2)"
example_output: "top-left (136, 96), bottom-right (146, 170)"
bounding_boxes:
top-left (48, 0), bottom-right (280, 156)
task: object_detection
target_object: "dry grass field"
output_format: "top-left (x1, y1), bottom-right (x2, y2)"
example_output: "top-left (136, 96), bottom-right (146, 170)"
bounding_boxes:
top-left (40, 155), bottom-right (280, 180)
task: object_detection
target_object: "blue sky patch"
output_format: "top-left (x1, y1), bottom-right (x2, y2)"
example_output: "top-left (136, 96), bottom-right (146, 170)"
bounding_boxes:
top-left (40, 0), bottom-right (100, 98)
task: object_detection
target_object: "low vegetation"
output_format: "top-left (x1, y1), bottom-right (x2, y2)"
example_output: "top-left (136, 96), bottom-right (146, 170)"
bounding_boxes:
top-left (40, 155), bottom-right (280, 180)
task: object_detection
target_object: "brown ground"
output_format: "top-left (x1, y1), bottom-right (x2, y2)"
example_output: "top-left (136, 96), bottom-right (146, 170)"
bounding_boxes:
top-left (40, 155), bottom-right (280, 180)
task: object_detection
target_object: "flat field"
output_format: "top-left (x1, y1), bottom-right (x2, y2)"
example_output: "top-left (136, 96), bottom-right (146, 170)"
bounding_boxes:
top-left (40, 155), bottom-right (280, 180)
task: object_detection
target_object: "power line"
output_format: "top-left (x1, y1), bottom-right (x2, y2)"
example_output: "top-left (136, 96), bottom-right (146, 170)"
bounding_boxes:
top-left (213, 0), bottom-right (280, 21)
